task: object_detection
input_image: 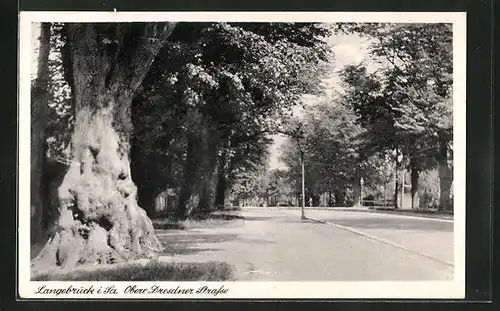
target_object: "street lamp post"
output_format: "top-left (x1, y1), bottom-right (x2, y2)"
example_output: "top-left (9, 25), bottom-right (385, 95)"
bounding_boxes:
top-left (300, 150), bottom-right (306, 219)
top-left (287, 123), bottom-right (306, 220)
top-left (359, 177), bottom-right (364, 208)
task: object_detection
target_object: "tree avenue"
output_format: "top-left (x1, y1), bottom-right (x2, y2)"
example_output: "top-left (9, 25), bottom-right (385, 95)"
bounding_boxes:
top-left (30, 22), bottom-right (330, 270)
top-left (29, 21), bottom-right (453, 272)
top-left (130, 22), bottom-right (330, 219)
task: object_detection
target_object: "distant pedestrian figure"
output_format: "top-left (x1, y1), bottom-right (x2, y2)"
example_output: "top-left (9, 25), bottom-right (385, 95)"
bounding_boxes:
top-left (309, 197), bottom-right (313, 207)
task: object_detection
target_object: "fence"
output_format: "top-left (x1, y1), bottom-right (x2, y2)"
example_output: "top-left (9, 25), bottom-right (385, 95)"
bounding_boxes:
top-left (361, 198), bottom-right (395, 208)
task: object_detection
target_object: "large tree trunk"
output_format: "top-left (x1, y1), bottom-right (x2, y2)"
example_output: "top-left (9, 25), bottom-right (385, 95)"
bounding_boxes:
top-left (215, 153), bottom-right (230, 209)
top-left (438, 135), bottom-right (453, 211)
top-left (214, 137), bottom-right (237, 210)
top-left (41, 161), bottom-right (67, 235)
top-left (352, 178), bottom-right (361, 207)
top-left (31, 23), bottom-right (51, 246)
top-left (32, 23), bottom-right (176, 271)
top-left (214, 173), bottom-right (225, 209)
top-left (129, 134), bottom-right (154, 215)
top-left (215, 172), bottom-right (231, 210)
top-left (135, 182), bottom-right (158, 217)
top-left (196, 133), bottom-right (219, 214)
top-left (176, 134), bottom-right (200, 219)
top-left (334, 191), bottom-right (346, 207)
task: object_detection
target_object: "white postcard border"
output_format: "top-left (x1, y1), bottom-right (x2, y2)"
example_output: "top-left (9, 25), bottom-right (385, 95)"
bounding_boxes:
top-left (18, 11), bottom-right (467, 299)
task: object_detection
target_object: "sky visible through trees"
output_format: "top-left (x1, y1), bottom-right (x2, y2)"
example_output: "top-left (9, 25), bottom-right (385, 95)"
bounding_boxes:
top-left (268, 32), bottom-right (372, 170)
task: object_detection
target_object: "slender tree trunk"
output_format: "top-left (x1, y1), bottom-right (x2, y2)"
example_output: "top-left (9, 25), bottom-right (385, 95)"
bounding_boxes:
top-left (394, 148), bottom-right (400, 209)
top-left (438, 135), bottom-right (453, 211)
top-left (32, 23), bottom-right (176, 271)
top-left (383, 181), bottom-right (388, 206)
top-left (31, 23), bottom-right (51, 246)
top-left (408, 143), bottom-right (421, 210)
top-left (410, 166), bottom-right (420, 209)
top-left (312, 194), bottom-right (320, 207)
top-left (339, 192), bottom-right (346, 206)
top-left (334, 191), bottom-right (341, 207)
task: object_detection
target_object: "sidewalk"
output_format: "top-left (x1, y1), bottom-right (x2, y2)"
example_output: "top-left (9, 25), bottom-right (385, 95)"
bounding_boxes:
top-left (279, 206), bottom-right (454, 221)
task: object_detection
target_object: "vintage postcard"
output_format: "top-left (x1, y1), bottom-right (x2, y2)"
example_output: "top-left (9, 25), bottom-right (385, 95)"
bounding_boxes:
top-left (18, 11), bottom-right (466, 299)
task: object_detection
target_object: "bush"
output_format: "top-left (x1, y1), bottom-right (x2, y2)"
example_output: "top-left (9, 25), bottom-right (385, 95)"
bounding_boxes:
top-left (419, 170), bottom-right (440, 209)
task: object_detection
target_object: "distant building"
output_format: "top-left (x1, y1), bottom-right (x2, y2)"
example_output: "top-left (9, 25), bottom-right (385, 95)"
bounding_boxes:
top-left (154, 188), bottom-right (177, 214)
top-left (361, 170), bottom-right (418, 210)
top-left (398, 170), bottom-right (414, 210)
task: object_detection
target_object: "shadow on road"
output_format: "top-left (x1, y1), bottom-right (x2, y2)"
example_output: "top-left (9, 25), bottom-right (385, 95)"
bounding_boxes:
top-left (241, 216), bottom-right (272, 221)
top-left (157, 225), bottom-right (277, 257)
top-left (278, 218), bottom-right (324, 225)
top-left (158, 233), bottom-right (240, 256)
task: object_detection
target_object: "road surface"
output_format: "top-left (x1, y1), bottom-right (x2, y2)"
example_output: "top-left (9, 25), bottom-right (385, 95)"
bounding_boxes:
top-left (284, 208), bottom-right (454, 266)
top-left (156, 208), bottom-right (454, 281)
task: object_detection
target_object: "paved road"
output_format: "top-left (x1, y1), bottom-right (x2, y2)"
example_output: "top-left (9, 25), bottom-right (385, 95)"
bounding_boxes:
top-left (156, 208), bottom-right (454, 281)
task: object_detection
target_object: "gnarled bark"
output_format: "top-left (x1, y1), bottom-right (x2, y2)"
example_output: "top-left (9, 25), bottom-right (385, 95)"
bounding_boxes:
top-left (32, 23), bottom-right (176, 272)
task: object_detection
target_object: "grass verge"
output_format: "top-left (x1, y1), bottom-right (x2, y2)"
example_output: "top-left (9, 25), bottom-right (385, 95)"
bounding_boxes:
top-left (153, 220), bottom-right (186, 230)
top-left (32, 260), bottom-right (235, 281)
top-left (153, 211), bottom-right (244, 231)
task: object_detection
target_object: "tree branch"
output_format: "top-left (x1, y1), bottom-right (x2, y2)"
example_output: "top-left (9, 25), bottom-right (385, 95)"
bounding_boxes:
top-left (110, 22), bottom-right (177, 95)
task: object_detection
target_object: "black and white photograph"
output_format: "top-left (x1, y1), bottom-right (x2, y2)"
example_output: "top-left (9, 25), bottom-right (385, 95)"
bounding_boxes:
top-left (18, 12), bottom-right (466, 299)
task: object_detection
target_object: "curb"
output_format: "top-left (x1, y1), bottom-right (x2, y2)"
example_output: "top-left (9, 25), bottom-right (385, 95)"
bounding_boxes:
top-left (304, 217), bottom-right (454, 268)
